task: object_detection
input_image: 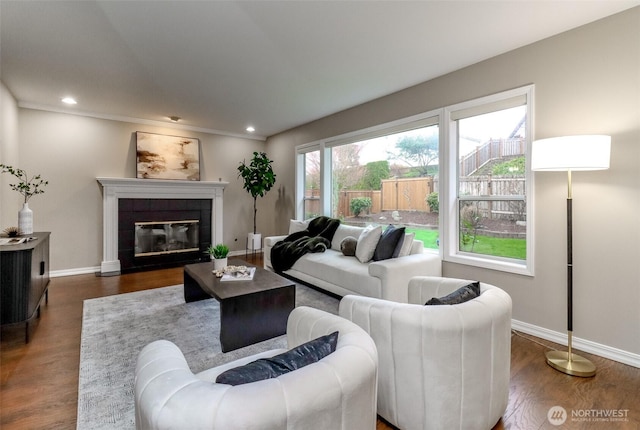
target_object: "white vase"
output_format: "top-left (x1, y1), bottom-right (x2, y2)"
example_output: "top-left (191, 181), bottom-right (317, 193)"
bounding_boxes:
top-left (18, 203), bottom-right (33, 234)
top-left (248, 233), bottom-right (262, 250)
top-left (213, 257), bottom-right (228, 271)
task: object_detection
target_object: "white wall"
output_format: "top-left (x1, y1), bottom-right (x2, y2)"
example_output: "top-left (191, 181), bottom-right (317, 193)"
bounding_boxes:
top-left (11, 109), bottom-right (265, 272)
top-left (0, 82), bottom-right (21, 227)
top-left (265, 9), bottom-right (640, 358)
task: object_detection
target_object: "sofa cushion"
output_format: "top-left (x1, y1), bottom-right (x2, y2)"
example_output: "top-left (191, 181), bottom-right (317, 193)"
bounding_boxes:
top-left (215, 331), bottom-right (339, 386)
top-left (291, 250), bottom-right (381, 297)
top-left (373, 225), bottom-right (406, 261)
top-left (340, 236), bottom-right (358, 256)
top-left (425, 282), bottom-right (481, 305)
top-left (331, 224), bottom-right (365, 250)
top-left (396, 232), bottom-right (416, 257)
top-left (356, 225), bottom-right (382, 263)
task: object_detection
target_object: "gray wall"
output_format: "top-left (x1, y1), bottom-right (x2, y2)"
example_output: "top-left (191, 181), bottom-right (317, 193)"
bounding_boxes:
top-left (264, 9), bottom-right (640, 356)
top-left (1, 104), bottom-right (266, 272)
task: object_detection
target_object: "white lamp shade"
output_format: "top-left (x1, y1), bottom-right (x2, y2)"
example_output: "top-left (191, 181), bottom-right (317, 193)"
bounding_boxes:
top-left (531, 135), bottom-right (611, 171)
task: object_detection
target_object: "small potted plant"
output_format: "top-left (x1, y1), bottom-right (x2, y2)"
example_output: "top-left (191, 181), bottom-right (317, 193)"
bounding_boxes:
top-left (207, 243), bottom-right (229, 270)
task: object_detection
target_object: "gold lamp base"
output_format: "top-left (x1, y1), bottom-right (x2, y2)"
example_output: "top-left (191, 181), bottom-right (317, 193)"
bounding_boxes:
top-left (546, 350), bottom-right (596, 377)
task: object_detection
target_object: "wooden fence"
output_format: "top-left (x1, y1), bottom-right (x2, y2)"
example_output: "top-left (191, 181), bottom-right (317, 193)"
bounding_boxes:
top-left (459, 138), bottom-right (525, 177)
top-left (332, 177), bottom-right (433, 217)
top-left (380, 177), bottom-right (433, 212)
top-left (307, 176), bottom-right (525, 220)
top-left (335, 190), bottom-right (382, 217)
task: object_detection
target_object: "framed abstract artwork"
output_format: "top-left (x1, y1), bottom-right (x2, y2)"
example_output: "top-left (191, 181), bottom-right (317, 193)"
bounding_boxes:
top-left (136, 131), bottom-right (200, 181)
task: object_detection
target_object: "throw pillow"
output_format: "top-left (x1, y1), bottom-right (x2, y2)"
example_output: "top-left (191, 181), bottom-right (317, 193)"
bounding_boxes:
top-left (288, 219), bottom-right (309, 234)
top-left (425, 282), bottom-right (481, 305)
top-left (372, 225), bottom-right (406, 261)
top-left (340, 236), bottom-right (358, 256)
top-left (216, 331), bottom-right (339, 386)
top-left (355, 225), bottom-right (382, 263)
top-left (395, 232), bottom-right (415, 257)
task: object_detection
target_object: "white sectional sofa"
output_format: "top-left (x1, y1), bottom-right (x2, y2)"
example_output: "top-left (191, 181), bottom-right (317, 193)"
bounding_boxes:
top-left (264, 220), bottom-right (442, 303)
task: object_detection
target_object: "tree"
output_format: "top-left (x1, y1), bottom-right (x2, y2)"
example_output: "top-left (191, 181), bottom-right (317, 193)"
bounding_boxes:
top-left (332, 143), bottom-right (363, 190)
top-left (389, 135), bottom-right (438, 177)
top-left (305, 151), bottom-right (321, 193)
top-left (357, 160), bottom-right (390, 190)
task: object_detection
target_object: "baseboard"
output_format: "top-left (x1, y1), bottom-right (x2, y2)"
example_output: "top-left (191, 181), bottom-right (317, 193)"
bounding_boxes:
top-left (51, 266), bottom-right (101, 278)
top-left (512, 319), bottom-right (640, 369)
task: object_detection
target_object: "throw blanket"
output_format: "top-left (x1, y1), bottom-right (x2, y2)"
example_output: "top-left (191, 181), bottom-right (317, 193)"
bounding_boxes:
top-left (271, 217), bottom-right (341, 273)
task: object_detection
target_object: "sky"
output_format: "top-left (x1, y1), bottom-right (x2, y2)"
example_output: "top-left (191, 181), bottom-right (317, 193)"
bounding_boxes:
top-left (358, 106), bottom-right (526, 165)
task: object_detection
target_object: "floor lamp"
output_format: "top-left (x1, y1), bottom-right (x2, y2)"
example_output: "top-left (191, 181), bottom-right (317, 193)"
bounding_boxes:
top-left (531, 135), bottom-right (611, 377)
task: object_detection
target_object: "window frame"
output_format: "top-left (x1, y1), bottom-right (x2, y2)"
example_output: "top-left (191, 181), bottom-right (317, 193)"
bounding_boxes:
top-left (294, 85), bottom-right (535, 276)
top-left (442, 85), bottom-right (534, 275)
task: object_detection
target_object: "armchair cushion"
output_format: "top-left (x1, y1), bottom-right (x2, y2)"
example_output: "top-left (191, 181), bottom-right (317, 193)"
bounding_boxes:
top-left (216, 331), bottom-right (339, 385)
top-left (425, 281), bottom-right (480, 305)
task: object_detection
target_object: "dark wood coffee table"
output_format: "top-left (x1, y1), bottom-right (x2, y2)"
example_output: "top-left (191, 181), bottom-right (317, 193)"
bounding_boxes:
top-left (183, 259), bottom-right (295, 352)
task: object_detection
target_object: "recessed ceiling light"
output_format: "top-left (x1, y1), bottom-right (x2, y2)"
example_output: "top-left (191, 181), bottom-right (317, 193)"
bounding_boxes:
top-left (246, 126), bottom-right (255, 133)
top-left (61, 97), bottom-right (77, 105)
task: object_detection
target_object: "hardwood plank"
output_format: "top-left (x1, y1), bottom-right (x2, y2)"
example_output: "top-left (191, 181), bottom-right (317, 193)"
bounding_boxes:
top-left (2, 259), bottom-right (638, 429)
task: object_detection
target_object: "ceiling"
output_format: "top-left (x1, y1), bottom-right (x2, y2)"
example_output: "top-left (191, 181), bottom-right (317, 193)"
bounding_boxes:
top-left (2, 1), bottom-right (638, 140)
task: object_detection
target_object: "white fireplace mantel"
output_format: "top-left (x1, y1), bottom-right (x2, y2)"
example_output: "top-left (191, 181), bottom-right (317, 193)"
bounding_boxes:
top-left (97, 177), bottom-right (227, 274)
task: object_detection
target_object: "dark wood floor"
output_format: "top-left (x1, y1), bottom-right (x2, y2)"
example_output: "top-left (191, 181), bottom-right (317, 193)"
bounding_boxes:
top-left (2, 258), bottom-right (639, 430)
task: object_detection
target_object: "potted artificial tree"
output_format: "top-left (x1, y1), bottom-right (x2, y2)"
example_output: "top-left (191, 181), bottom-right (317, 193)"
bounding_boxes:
top-left (237, 151), bottom-right (276, 251)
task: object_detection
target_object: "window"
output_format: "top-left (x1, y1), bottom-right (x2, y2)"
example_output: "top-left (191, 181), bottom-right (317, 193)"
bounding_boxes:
top-left (295, 86), bottom-right (534, 275)
top-left (327, 124), bottom-right (440, 249)
top-left (303, 150), bottom-right (321, 220)
top-left (444, 86), bottom-right (533, 274)
top-left (295, 145), bottom-right (325, 220)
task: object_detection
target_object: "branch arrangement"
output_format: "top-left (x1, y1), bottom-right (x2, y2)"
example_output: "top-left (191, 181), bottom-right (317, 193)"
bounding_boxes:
top-left (0, 164), bottom-right (49, 204)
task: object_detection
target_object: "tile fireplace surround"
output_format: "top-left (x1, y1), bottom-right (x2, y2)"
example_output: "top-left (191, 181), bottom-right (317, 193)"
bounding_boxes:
top-left (97, 177), bottom-right (227, 274)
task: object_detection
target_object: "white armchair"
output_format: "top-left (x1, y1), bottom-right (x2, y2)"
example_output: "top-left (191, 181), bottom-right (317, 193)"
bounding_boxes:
top-left (339, 276), bottom-right (512, 430)
top-left (135, 306), bottom-right (378, 430)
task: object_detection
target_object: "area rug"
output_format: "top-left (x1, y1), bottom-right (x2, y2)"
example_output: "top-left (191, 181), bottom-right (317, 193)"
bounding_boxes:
top-left (76, 283), bottom-right (339, 430)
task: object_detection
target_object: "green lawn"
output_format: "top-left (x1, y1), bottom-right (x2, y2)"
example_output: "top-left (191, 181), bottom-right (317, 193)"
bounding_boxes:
top-left (406, 227), bottom-right (526, 260)
top-left (406, 228), bottom-right (439, 249)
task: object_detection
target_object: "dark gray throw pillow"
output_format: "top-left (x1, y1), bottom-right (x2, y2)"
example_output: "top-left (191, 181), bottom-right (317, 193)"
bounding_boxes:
top-left (215, 331), bottom-right (339, 386)
top-left (372, 225), bottom-right (406, 261)
top-left (340, 236), bottom-right (358, 256)
top-left (425, 282), bottom-right (481, 305)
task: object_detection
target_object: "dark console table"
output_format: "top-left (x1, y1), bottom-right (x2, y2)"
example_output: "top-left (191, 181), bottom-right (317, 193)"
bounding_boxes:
top-left (1, 232), bottom-right (50, 342)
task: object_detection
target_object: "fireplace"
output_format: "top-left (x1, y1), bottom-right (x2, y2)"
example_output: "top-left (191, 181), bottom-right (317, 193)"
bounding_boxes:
top-left (135, 220), bottom-right (199, 257)
top-left (118, 198), bottom-right (210, 272)
top-left (97, 178), bottom-right (227, 274)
